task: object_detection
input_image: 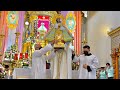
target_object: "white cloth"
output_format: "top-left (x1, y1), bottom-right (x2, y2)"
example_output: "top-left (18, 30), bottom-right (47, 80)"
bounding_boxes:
top-left (106, 67), bottom-right (114, 77)
top-left (13, 68), bottom-right (31, 79)
top-left (50, 44), bottom-right (72, 79)
top-left (31, 44), bottom-right (54, 79)
top-left (0, 64), bottom-right (3, 68)
top-left (73, 54), bottom-right (99, 79)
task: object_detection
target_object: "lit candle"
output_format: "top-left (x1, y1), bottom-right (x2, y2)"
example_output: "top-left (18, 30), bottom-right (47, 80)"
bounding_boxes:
top-left (14, 53), bottom-right (18, 60)
top-left (9, 70), bottom-right (10, 75)
top-left (84, 33), bottom-right (85, 40)
top-left (25, 53), bottom-right (28, 59)
top-left (19, 53), bottom-right (23, 60)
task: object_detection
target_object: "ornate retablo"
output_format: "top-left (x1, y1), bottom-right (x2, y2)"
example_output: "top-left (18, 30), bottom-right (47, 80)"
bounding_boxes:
top-left (27, 11), bottom-right (57, 23)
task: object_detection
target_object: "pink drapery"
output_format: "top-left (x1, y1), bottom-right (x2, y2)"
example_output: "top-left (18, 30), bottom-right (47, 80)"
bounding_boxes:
top-left (16, 11), bottom-right (25, 52)
top-left (0, 11), bottom-right (8, 62)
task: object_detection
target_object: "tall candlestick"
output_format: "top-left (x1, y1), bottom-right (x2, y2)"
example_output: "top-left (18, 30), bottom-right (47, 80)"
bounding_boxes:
top-left (8, 70), bottom-right (10, 76)
top-left (15, 32), bottom-right (20, 51)
top-left (83, 32), bottom-right (86, 40)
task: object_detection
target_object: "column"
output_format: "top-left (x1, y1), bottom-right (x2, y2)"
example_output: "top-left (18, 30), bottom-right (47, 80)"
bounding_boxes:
top-left (74, 11), bottom-right (82, 55)
top-left (81, 12), bottom-right (87, 51)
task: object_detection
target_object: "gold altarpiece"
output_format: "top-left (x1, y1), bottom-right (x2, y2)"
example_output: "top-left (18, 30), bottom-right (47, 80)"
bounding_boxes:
top-left (108, 27), bottom-right (120, 79)
top-left (23, 11), bottom-right (57, 52)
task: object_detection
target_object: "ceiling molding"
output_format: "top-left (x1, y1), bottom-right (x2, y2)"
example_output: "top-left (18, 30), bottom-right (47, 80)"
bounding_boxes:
top-left (108, 27), bottom-right (120, 37)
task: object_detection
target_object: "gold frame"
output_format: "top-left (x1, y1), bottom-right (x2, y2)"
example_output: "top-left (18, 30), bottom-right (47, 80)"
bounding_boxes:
top-left (65, 12), bottom-right (76, 33)
top-left (108, 26), bottom-right (120, 79)
top-left (108, 27), bottom-right (120, 36)
top-left (51, 14), bottom-right (65, 25)
top-left (6, 11), bottom-right (19, 29)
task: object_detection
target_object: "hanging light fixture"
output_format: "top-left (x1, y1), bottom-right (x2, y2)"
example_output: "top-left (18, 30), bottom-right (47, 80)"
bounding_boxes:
top-left (25, 11), bottom-right (30, 26)
top-left (25, 21), bottom-right (29, 26)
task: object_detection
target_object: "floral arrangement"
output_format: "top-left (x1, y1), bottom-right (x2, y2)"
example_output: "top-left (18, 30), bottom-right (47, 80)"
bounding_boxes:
top-left (0, 68), bottom-right (6, 79)
top-left (22, 60), bottom-right (29, 68)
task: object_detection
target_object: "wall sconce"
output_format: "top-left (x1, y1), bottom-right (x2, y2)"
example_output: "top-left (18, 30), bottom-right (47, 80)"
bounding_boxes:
top-left (107, 30), bottom-right (110, 34)
top-left (107, 28), bottom-right (111, 35)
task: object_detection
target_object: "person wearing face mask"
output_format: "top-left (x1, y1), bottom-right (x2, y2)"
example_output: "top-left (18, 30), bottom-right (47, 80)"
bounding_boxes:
top-left (73, 45), bottom-right (99, 79)
top-left (98, 67), bottom-right (108, 79)
top-left (106, 63), bottom-right (114, 79)
top-left (31, 41), bottom-right (56, 79)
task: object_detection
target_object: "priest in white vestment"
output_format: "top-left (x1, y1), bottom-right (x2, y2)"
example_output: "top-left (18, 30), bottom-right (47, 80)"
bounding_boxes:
top-left (73, 45), bottom-right (99, 79)
top-left (50, 42), bottom-right (73, 79)
top-left (31, 42), bottom-right (55, 79)
top-left (43, 15), bottom-right (74, 79)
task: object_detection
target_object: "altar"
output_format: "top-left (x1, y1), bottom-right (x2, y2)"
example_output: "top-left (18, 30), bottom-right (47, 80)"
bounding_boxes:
top-left (12, 68), bottom-right (31, 79)
top-left (12, 68), bottom-right (78, 79)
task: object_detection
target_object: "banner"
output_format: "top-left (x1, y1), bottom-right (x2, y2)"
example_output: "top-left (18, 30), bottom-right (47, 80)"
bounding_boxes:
top-left (37, 16), bottom-right (50, 32)
top-left (7, 11), bottom-right (19, 30)
top-left (66, 12), bottom-right (76, 33)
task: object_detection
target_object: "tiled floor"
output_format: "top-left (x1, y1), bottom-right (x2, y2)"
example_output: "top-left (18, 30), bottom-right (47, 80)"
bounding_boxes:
top-left (11, 69), bottom-right (79, 79)
top-left (46, 69), bottom-right (79, 79)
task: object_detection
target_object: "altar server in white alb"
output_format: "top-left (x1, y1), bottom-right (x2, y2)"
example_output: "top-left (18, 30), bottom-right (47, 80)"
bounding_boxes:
top-left (73, 45), bottom-right (99, 79)
top-left (31, 41), bottom-right (55, 79)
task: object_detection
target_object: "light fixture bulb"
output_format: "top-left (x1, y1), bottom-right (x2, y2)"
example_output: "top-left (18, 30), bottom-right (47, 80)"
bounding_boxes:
top-left (25, 21), bottom-right (29, 25)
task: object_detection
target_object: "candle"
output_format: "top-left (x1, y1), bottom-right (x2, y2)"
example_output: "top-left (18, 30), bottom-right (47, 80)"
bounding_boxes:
top-left (84, 33), bottom-right (85, 41)
top-left (8, 70), bottom-right (11, 79)
top-left (8, 70), bottom-right (11, 77)
top-left (14, 53), bottom-right (18, 60)
top-left (19, 53), bottom-right (23, 60)
top-left (25, 53), bottom-right (28, 59)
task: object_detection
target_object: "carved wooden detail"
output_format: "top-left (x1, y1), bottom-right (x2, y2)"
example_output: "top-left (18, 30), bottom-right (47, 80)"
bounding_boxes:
top-left (108, 27), bottom-right (120, 79)
top-left (108, 27), bottom-right (120, 49)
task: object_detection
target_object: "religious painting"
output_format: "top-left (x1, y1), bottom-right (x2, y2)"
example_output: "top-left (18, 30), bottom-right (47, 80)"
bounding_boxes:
top-left (37, 16), bottom-right (50, 40)
top-left (37, 16), bottom-right (50, 32)
top-left (6, 11), bottom-right (19, 30)
top-left (65, 12), bottom-right (76, 33)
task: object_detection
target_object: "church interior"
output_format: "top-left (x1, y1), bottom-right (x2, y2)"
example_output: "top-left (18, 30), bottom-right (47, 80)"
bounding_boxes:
top-left (0, 11), bottom-right (120, 79)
